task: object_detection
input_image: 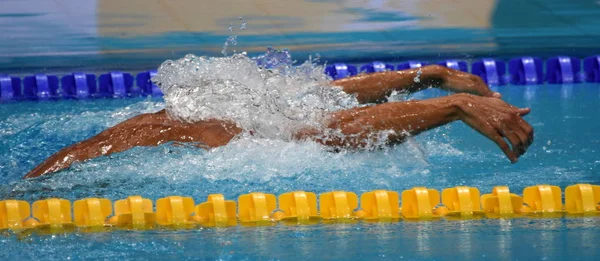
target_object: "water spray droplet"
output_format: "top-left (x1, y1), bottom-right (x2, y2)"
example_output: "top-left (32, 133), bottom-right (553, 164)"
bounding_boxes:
top-left (413, 68), bottom-right (423, 83)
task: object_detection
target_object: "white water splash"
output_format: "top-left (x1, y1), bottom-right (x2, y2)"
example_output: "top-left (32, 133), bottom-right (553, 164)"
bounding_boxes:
top-left (221, 17), bottom-right (247, 56)
top-left (413, 68), bottom-right (422, 83)
top-left (239, 16), bottom-right (247, 31)
top-left (153, 50), bottom-right (360, 140)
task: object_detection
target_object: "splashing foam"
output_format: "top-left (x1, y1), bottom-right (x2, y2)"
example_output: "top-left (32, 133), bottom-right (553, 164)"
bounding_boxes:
top-left (153, 50), bottom-right (359, 141)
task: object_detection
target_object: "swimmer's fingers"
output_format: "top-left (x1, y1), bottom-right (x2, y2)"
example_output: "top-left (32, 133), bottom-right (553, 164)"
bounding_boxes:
top-left (517, 107), bottom-right (531, 116)
top-left (487, 98), bottom-right (530, 116)
top-left (507, 107), bottom-right (532, 147)
top-left (492, 128), bottom-right (518, 163)
top-left (518, 117), bottom-right (534, 146)
top-left (442, 68), bottom-right (499, 98)
top-left (500, 127), bottom-right (523, 157)
top-left (503, 112), bottom-right (535, 159)
top-left (502, 119), bottom-right (529, 157)
top-left (462, 114), bottom-right (517, 163)
top-left (469, 74), bottom-right (499, 98)
top-left (494, 135), bottom-right (518, 163)
top-left (491, 121), bottom-right (519, 162)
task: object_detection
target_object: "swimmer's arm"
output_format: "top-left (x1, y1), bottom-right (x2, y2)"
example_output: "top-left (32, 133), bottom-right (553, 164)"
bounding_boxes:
top-left (295, 93), bottom-right (532, 163)
top-left (332, 65), bottom-right (499, 104)
top-left (23, 111), bottom-right (173, 179)
top-left (295, 95), bottom-right (460, 148)
top-left (24, 109), bottom-right (241, 179)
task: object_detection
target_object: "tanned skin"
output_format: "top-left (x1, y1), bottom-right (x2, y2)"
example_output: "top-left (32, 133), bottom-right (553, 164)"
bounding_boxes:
top-left (24, 65), bottom-right (533, 179)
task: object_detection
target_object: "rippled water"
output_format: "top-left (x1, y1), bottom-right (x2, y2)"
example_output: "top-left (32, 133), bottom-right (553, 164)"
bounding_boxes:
top-left (1, 218), bottom-right (599, 261)
top-left (1, 66), bottom-right (600, 260)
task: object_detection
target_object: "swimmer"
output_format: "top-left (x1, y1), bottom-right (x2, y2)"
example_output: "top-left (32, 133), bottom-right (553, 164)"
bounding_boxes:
top-left (24, 65), bottom-right (533, 178)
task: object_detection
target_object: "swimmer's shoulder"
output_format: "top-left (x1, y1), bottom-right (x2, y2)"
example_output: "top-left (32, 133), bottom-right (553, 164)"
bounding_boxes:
top-left (123, 109), bottom-right (170, 126)
top-left (147, 109), bottom-right (239, 132)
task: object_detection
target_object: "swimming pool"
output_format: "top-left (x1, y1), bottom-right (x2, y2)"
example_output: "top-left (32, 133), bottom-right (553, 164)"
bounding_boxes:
top-left (3, 0), bottom-right (600, 259)
top-left (1, 72), bottom-right (599, 260)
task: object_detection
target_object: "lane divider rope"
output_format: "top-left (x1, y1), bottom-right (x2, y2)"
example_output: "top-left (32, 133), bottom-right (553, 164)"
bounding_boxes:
top-left (1, 55), bottom-right (600, 102)
top-left (1, 184), bottom-right (598, 234)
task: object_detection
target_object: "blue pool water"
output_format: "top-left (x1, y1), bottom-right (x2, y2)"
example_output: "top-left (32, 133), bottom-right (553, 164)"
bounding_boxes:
top-left (1, 83), bottom-right (600, 260)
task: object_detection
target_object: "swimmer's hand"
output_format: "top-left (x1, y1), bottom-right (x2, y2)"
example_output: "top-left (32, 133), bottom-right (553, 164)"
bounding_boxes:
top-left (436, 66), bottom-right (502, 98)
top-left (453, 93), bottom-right (533, 163)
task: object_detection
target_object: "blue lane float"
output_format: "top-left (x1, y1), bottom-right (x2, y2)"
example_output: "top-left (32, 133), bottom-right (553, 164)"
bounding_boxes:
top-left (0, 75), bottom-right (21, 101)
top-left (136, 70), bottom-right (163, 96)
top-left (508, 57), bottom-right (544, 85)
top-left (546, 56), bottom-right (581, 84)
top-left (23, 74), bottom-right (60, 100)
top-left (61, 73), bottom-right (97, 99)
top-left (1, 55), bottom-right (599, 103)
top-left (397, 61), bottom-right (428, 70)
top-left (584, 55), bottom-right (600, 83)
top-left (359, 61), bottom-right (394, 73)
top-left (98, 71), bottom-right (135, 98)
top-left (324, 63), bottom-right (357, 80)
top-left (437, 60), bottom-right (468, 72)
top-left (471, 59), bottom-right (507, 86)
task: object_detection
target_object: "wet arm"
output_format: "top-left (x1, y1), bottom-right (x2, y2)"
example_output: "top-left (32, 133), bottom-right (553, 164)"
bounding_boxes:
top-left (295, 95), bottom-right (460, 148)
top-left (332, 65), bottom-right (498, 104)
top-left (24, 110), bottom-right (242, 179)
top-left (295, 93), bottom-right (533, 162)
top-left (23, 112), bottom-right (172, 179)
